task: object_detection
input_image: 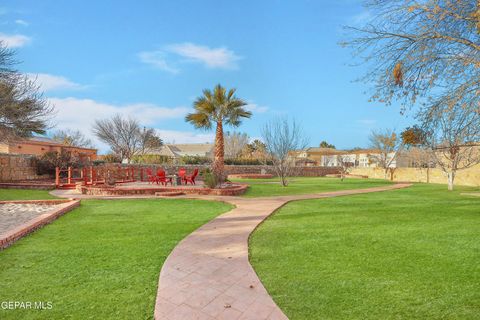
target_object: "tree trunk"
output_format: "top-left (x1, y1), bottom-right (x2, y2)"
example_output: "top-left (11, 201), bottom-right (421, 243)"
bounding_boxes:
top-left (447, 171), bottom-right (455, 191)
top-left (213, 121), bottom-right (225, 183)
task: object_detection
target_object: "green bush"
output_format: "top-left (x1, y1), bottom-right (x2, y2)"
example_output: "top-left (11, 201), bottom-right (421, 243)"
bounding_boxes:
top-left (224, 158), bottom-right (273, 165)
top-left (131, 154), bottom-right (172, 164)
top-left (202, 168), bottom-right (219, 188)
top-left (181, 156), bottom-right (211, 165)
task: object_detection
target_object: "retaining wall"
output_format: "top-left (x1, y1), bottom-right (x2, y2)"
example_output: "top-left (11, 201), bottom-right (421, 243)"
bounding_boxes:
top-left (350, 164), bottom-right (480, 187)
top-left (0, 153), bottom-right (46, 182)
top-left (100, 164), bottom-right (340, 180)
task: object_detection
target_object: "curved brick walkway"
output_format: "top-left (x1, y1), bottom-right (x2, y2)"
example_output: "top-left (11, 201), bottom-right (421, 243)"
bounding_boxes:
top-left (154, 183), bottom-right (411, 320)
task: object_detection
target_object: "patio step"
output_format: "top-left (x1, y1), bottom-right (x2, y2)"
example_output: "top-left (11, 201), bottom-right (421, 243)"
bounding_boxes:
top-left (155, 191), bottom-right (185, 197)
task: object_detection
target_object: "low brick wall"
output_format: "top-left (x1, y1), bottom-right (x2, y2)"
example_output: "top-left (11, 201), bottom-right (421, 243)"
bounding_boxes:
top-left (0, 182), bottom-right (55, 190)
top-left (0, 153), bottom-right (48, 182)
top-left (350, 164), bottom-right (480, 187)
top-left (0, 200), bottom-right (80, 249)
top-left (81, 184), bottom-right (248, 196)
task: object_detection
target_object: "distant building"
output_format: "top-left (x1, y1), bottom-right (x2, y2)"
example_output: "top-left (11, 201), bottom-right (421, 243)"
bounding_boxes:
top-left (147, 143), bottom-right (214, 161)
top-left (0, 137), bottom-right (97, 161)
top-left (292, 147), bottom-right (399, 168)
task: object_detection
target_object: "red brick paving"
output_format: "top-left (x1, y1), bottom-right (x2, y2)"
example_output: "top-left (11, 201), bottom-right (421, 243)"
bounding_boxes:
top-left (154, 183), bottom-right (411, 319)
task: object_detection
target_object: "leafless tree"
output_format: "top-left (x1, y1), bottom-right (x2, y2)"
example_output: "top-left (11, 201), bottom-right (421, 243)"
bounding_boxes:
top-left (343, 1), bottom-right (480, 115)
top-left (92, 114), bottom-right (162, 163)
top-left (419, 98), bottom-right (480, 191)
top-left (52, 129), bottom-right (95, 148)
top-left (262, 118), bottom-right (308, 186)
top-left (224, 131), bottom-right (250, 159)
top-left (368, 129), bottom-right (402, 179)
top-left (0, 41), bottom-right (53, 141)
top-left (337, 154), bottom-right (354, 181)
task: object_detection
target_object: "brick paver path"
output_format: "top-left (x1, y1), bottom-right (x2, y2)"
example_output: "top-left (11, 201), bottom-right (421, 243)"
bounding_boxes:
top-left (154, 183), bottom-right (411, 320)
top-left (0, 203), bottom-right (61, 235)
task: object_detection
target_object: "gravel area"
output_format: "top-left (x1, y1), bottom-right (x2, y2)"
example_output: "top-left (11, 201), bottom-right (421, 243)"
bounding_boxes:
top-left (0, 203), bottom-right (61, 235)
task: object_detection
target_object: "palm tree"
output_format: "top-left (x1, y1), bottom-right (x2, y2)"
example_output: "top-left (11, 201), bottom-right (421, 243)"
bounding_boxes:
top-left (186, 84), bottom-right (251, 182)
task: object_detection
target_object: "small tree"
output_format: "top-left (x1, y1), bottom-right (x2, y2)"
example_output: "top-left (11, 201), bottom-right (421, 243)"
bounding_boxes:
top-left (262, 118), bottom-right (308, 186)
top-left (319, 140), bottom-right (335, 149)
top-left (419, 99), bottom-right (480, 191)
top-left (36, 150), bottom-right (82, 175)
top-left (224, 131), bottom-right (250, 159)
top-left (92, 114), bottom-right (162, 163)
top-left (52, 129), bottom-right (94, 148)
top-left (186, 84), bottom-right (251, 183)
top-left (368, 129), bottom-right (402, 179)
top-left (337, 154), bottom-right (353, 181)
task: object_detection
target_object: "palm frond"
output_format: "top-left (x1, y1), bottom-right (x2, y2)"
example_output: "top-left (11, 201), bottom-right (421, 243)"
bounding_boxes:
top-left (185, 112), bottom-right (212, 130)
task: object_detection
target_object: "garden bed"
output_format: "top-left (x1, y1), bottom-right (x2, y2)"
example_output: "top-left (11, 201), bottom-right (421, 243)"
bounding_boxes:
top-left (80, 183), bottom-right (248, 196)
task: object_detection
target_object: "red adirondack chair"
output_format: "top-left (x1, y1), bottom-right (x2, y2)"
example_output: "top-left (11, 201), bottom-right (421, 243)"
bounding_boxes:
top-left (146, 168), bottom-right (157, 184)
top-left (178, 168), bottom-right (187, 185)
top-left (184, 168), bottom-right (199, 185)
top-left (156, 169), bottom-right (173, 186)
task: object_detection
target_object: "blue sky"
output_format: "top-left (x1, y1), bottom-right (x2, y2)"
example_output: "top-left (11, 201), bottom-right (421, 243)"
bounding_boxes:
top-left (0, 0), bottom-right (415, 152)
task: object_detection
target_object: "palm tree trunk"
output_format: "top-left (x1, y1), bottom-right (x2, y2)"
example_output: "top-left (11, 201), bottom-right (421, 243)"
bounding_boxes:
top-left (213, 121), bottom-right (225, 183)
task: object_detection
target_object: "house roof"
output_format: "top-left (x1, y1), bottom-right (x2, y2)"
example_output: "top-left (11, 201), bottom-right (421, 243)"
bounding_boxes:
top-left (345, 148), bottom-right (383, 154)
top-left (5, 136), bottom-right (97, 151)
top-left (306, 147), bottom-right (345, 155)
top-left (148, 143), bottom-right (214, 158)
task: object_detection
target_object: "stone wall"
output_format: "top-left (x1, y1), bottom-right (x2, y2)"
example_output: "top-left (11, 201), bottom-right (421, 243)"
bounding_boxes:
top-left (350, 164), bottom-right (480, 187)
top-left (100, 163), bottom-right (340, 180)
top-left (0, 153), bottom-right (45, 182)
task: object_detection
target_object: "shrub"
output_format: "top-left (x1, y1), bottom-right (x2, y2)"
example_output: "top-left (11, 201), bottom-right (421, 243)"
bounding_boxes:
top-left (131, 154), bottom-right (172, 164)
top-left (224, 158), bottom-right (273, 165)
top-left (36, 151), bottom-right (84, 175)
top-left (101, 153), bottom-right (122, 163)
top-left (181, 156), bottom-right (211, 165)
top-left (202, 168), bottom-right (219, 188)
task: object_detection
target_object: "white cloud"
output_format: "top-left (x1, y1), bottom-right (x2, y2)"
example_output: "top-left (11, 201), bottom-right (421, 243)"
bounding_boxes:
top-left (166, 42), bottom-right (241, 69)
top-left (0, 33), bottom-right (31, 47)
top-left (245, 103), bottom-right (268, 113)
top-left (156, 129), bottom-right (214, 144)
top-left (27, 73), bottom-right (84, 92)
top-left (138, 51), bottom-right (179, 74)
top-left (50, 97), bottom-right (189, 129)
top-left (139, 42), bottom-right (242, 72)
top-left (15, 19), bottom-right (29, 27)
top-left (48, 97), bottom-right (192, 152)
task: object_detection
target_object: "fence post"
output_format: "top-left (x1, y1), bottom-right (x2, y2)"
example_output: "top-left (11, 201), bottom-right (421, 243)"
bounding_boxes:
top-left (140, 168), bottom-right (144, 182)
top-left (67, 167), bottom-right (72, 184)
top-left (55, 167), bottom-right (60, 187)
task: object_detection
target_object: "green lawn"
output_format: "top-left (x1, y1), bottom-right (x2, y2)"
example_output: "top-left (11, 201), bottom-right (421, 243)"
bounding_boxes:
top-left (231, 177), bottom-right (392, 197)
top-left (0, 199), bottom-right (232, 319)
top-left (0, 188), bottom-right (57, 200)
top-left (250, 184), bottom-right (480, 319)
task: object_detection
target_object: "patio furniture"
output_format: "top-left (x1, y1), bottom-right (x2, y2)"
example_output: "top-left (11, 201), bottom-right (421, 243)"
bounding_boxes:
top-left (184, 168), bottom-right (199, 185)
top-left (156, 169), bottom-right (173, 186)
top-left (146, 168), bottom-right (158, 184)
top-left (178, 168), bottom-right (187, 185)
